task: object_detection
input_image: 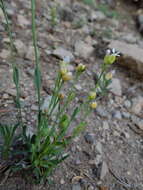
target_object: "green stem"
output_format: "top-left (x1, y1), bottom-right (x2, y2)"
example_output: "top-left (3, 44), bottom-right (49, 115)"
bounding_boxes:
top-left (31, 0), bottom-right (39, 68)
top-left (31, 0), bottom-right (41, 121)
top-left (0, 0), bottom-right (15, 54)
top-left (48, 73), bottom-right (62, 115)
top-left (48, 78), bottom-right (63, 118)
top-left (0, 0), bottom-right (22, 125)
top-left (95, 64), bottom-right (107, 89)
top-left (52, 71), bottom-right (82, 129)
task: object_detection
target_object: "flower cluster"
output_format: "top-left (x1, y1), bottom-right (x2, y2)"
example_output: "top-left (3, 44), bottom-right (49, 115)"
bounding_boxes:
top-left (60, 59), bottom-right (98, 110)
top-left (60, 61), bottom-right (72, 81)
top-left (76, 63), bottom-right (86, 73)
top-left (104, 48), bottom-right (120, 65)
top-left (88, 91), bottom-right (97, 109)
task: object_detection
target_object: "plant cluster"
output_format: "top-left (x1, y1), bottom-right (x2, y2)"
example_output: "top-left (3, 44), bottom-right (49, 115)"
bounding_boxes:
top-left (97, 4), bottom-right (119, 19)
top-left (0, 0), bottom-right (118, 183)
top-left (82, 0), bottom-right (96, 7)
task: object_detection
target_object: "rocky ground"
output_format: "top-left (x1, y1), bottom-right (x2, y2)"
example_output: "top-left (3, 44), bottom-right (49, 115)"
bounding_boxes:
top-left (0, 0), bottom-right (143, 189)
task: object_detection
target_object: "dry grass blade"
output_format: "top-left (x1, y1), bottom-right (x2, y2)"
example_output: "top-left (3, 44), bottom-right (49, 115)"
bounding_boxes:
top-left (109, 168), bottom-right (139, 190)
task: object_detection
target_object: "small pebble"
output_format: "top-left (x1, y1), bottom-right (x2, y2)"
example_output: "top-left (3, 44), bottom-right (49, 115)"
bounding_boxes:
top-left (3, 94), bottom-right (9, 99)
top-left (87, 185), bottom-right (94, 190)
top-left (124, 100), bottom-right (131, 108)
top-left (60, 179), bottom-right (65, 184)
top-left (100, 161), bottom-right (108, 180)
top-left (84, 132), bottom-right (95, 144)
top-left (112, 110), bottom-right (122, 120)
top-left (75, 84), bottom-right (82, 90)
top-left (121, 132), bottom-right (130, 139)
top-left (95, 142), bottom-right (103, 154)
top-left (31, 105), bottom-right (38, 111)
top-left (102, 121), bottom-right (109, 130)
top-left (72, 183), bottom-right (81, 190)
top-left (122, 111), bottom-right (130, 119)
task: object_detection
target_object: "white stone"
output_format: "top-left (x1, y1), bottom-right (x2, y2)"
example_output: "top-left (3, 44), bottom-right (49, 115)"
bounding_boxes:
top-left (25, 46), bottom-right (35, 60)
top-left (74, 40), bottom-right (94, 59)
top-left (123, 132), bottom-right (130, 139)
top-left (17, 14), bottom-right (30, 27)
top-left (0, 49), bottom-right (10, 59)
top-left (131, 96), bottom-right (143, 115)
top-left (121, 33), bottom-right (137, 44)
top-left (2, 94), bottom-right (9, 99)
top-left (90, 11), bottom-right (106, 22)
top-left (137, 120), bottom-right (143, 130)
top-left (109, 78), bottom-right (122, 96)
top-left (75, 84), bottom-right (82, 90)
top-left (72, 184), bottom-right (81, 190)
top-left (100, 161), bottom-right (108, 180)
top-left (53, 47), bottom-right (74, 61)
top-left (96, 142), bottom-right (103, 154)
top-left (109, 40), bottom-right (143, 75)
top-left (124, 100), bottom-right (131, 108)
top-left (31, 105), bottom-right (38, 111)
top-left (14, 40), bottom-right (26, 57)
top-left (113, 110), bottom-right (122, 120)
top-left (60, 179), bottom-right (65, 184)
top-left (131, 116), bottom-right (143, 130)
top-left (102, 121), bottom-right (109, 130)
top-left (5, 89), bottom-right (16, 97)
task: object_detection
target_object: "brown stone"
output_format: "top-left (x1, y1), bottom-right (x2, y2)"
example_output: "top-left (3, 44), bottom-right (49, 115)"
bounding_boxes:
top-left (109, 40), bottom-right (143, 77)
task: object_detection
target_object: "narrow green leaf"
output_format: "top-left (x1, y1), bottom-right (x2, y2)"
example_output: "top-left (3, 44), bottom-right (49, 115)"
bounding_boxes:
top-left (31, 143), bottom-right (37, 162)
top-left (34, 66), bottom-right (41, 93)
top-left (13, 66), bottom-right (19, 87)
top-left (39, 136), bottom-right (50, 154)
top-left (11, 123), bottom-right (19, 138)
top-left (0, 124), bottom-right (6, 137)
top-left (70, 107), bottom-right (79, 122)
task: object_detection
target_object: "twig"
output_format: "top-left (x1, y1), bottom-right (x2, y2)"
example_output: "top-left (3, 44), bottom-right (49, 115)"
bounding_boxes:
top-left (109, 167), bottom-right (139, 190)
top-left (0, 109), bottom-right (17, 113)
top-left (0, 169), bottom-right (11, 185)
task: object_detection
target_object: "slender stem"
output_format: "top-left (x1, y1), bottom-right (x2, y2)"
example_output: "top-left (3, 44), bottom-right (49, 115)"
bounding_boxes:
top-left (31, 0), bottom-right (41, 119)
top-left (48, 73), bottom-right (61, 114)
top-left (0, 0), bottom-right (22, 124)
top-left (31, 0), bottom-right (39, 68)
top-left (95, 64), bottom-right (107, 89)
top-left (0, 0), bottom-right (15, 54)
top-left (48, 79), bottom-right (63, 117)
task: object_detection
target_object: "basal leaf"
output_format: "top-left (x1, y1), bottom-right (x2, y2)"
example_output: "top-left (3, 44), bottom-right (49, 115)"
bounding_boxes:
top-left (13, 66), bottom-right (19, 87)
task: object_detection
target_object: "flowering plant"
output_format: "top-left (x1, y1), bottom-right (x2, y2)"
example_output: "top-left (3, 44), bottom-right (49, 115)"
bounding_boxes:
top-left (0, 0), bottom-right (119, 183)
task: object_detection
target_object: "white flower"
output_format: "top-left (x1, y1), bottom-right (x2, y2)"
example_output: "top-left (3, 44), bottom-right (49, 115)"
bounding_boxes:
top-left (106, 48), bottom-right (120, 57)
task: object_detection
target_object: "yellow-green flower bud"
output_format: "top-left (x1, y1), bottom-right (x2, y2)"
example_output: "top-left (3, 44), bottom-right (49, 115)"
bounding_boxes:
top-left (60, 68), bottom-right (67, 75)
top-left (76, 63), bottom-right (86, 72)
top-left (62, 72), bottom-right (72, 81)
top-left (60, 61), bottom-right (68, 75)
top-left (105, 72), bottom-right (113, 80)
top-left (58, 93), bottom-right (64, 99)
top-left (89, 91), bottom-right (96, 100)
top-left (104, 55), bottom-right (116, 65)
top-left (90, 101), bottom-right (97, 109)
